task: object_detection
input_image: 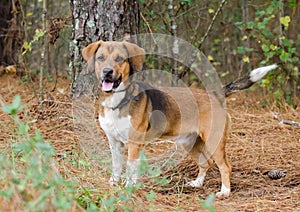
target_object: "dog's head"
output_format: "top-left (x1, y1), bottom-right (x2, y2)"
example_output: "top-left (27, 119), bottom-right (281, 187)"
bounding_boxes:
top-left (82, 41), bottom-right (145, 93)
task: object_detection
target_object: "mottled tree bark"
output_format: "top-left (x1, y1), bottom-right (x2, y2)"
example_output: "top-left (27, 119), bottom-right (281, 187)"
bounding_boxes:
top-left (0, 0), bottom-right (23, 66)
top-left (69, 0), bottom-right (140, 96)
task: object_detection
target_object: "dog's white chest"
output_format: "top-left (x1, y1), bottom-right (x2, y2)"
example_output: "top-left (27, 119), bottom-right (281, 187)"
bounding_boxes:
top-left (99, 108), bottom-right (131, 143)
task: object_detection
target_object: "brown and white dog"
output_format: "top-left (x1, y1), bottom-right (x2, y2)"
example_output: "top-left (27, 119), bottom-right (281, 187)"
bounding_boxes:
top-left (82, 40), bottom-right (277, 198)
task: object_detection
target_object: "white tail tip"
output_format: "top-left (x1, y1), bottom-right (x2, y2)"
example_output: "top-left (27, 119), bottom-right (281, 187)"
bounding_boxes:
top-left (250, 64), bottom-right (278, 82)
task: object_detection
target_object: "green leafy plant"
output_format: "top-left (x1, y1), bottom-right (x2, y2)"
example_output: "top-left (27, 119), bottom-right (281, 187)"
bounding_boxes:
top-left (22, 29), bottom-right (46, 56)
top-left (198, 193), bottom-right (216, 212)
top-left (237, 0), bottom-right (299, 105)
top-left (0, 95), bottom-right (75, 210)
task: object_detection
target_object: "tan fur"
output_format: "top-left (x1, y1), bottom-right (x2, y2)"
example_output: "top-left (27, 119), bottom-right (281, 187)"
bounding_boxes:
top-left (82, 41), bottom-right (232, 198)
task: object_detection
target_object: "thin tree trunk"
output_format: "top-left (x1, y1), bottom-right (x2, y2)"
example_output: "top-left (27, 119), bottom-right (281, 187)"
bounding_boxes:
top-left (242, 0), bottom-right (250, 74)
top-left (39, 0), bottom-right (47, 104)
top-left (168, 0), bottom-right (178, 86)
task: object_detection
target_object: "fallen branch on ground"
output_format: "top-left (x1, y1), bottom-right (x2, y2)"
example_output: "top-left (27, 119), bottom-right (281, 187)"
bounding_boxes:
top-left (271, 111), bottom-right (300, 127)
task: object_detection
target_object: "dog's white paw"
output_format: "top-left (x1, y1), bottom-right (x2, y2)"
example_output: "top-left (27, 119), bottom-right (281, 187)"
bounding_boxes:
top-left (186, 173), bottom-right (206, 187)
top-left (125, 177), bottom-right (138, 187)
top-left (216, 183), bottom-right (230, 199)
top-left (109, 175), bottom-right (120, 186)
top-left (216, 191), bottom-right (230, 199)
top-left (186, 179), bottom-right (203, 187)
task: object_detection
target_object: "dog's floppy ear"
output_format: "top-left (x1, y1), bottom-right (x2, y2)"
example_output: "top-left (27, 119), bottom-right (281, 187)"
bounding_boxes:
top-left (82, 40), bottom-right (104, 72)
top-left (82, 40), bottom-right (104, 61)
top-left (123, 41), bottom-right (145, 72)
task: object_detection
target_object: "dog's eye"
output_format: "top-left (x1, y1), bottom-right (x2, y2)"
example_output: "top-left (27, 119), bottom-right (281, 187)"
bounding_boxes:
top-left (115, 56), bottom-right (124, 63)
top-left (97, 56), bottom-right (105, 62)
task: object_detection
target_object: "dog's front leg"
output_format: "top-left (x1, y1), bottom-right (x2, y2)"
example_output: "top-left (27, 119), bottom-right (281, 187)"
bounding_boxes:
top-left (108, 137), bottom-right (124, 185)
top-left (125, 142), bottom-right (143, 186)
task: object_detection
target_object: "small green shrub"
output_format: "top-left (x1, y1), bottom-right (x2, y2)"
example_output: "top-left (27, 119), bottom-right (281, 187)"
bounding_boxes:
top-left (0, 95), bottom-right (75, 210)
top-left (237, 0), bottom-right (299, 105)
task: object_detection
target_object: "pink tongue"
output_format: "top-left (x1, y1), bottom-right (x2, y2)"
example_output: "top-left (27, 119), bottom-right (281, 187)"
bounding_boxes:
top-left (102, 81), bottom-right (114, 92)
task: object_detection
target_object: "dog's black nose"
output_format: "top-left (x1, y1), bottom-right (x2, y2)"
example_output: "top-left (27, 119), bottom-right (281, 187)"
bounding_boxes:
top-left (103, 68), bottom-right (113, 76)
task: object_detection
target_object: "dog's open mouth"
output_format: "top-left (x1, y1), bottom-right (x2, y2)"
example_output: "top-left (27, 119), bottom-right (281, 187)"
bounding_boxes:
top-left (101, 77), bottom-right (122, 92)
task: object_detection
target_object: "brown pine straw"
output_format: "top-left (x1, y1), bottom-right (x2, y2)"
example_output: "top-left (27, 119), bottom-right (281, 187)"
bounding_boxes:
top-left (0, 74), bottom-right (299, 211)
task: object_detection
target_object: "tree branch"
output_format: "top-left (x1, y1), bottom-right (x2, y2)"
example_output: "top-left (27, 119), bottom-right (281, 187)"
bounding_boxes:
top-left (271, 111), bottom-right (300, 127)
top-left (198, 0), bottom-right (227, 49)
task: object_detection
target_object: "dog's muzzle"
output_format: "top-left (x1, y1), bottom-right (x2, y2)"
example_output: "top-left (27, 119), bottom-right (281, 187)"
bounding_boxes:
top-left (101, 68), bottom-right (121, 92)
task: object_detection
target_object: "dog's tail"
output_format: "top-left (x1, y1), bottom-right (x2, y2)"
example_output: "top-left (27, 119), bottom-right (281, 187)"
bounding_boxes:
top-left (223, 64), bottom-right (278, 97)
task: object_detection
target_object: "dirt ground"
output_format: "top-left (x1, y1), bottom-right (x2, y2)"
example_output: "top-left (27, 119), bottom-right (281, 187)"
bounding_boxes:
top-left (0, 73), bottom-right (299, 211)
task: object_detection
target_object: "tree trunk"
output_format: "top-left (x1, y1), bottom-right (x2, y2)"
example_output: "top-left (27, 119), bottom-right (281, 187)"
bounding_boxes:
top-left (0, 1), bottom-right (11, 65)
top-left (0, 0), bottom-right (23, 66)
top-left (69, 0), bottom-right (140, 97)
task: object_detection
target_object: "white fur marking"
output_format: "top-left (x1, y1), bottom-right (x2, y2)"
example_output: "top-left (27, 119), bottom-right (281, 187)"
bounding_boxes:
top-left (186, 172), bottom-right (206, 187)
top-left (126, 159), bottom-right (141, 186)
top-left (99, 91), bottom-right (132, 185)
top-left (109, 175), bottom-right (120, 186)
top-left (216, 183), bottom-right (231, 198)
top-left (108, 139), bottom-right (123, 185)
top-left (99, 111), bottom-right (131, 142)
top-left (250, 64), bottom-right (278, 82)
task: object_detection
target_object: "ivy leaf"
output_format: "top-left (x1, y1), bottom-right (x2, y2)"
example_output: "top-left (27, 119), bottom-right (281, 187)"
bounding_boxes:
top-left (207, 55), bottom-right (214, 61)
top-left (269, 44), bottom-right (278, 50)
top-left (261, 78), bottom-right (271, 88)
top-left (255, 10), bottom-right (265, 16)
top-left (289, 0), bottom-right (297, 8)
top-left (292, 57), bottom-right (299, 63)
top-left (282, 37), bottom-right (293, 47)
top-left (208, 8), bottom-right (215, 14)
top-left (22, 42), bottom-right (32, 55)
top-left (280, 16), bottom-right (291, 28)
top-left (279, 50), bottom-right (289, 62)
top-left (237, 46), bottom-right (245, 54)
top-left (272, 0), bottom-right (283, 8)
top-left (179, 0), bottom-right (192, 6)
top-left (243, 56), bottom-right (250, 63)
top-left (262, 44), bottom-right (269, 52)
top-left (245, 47), bottom-right (254, 52)
top-left (266, 6), bottom-right (274, 14)
top-left (257, 22), bottom-right (265, 30)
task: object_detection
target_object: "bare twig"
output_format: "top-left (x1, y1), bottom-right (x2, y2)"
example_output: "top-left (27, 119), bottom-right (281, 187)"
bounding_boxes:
top-left (179, 0), bottom-right (227, 80)
top-left (140, 13), bottom-right (157, 46)
top-left (198, 0), bottom-right (227, 49)
top-left (271, 111), bottom-right (300, 127)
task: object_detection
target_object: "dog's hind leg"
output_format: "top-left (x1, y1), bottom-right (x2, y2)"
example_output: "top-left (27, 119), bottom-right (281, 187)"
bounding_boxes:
top-left (212, 116), bottom-right (232, 198)
top-left (212, 139), bottom-right (232, 198)
top-left (186, 136), bottom-right (213, 187)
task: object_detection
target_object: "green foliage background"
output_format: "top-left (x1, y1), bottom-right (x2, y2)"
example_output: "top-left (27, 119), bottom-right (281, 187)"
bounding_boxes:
top-left (20, 0), bottom-right (300, 103)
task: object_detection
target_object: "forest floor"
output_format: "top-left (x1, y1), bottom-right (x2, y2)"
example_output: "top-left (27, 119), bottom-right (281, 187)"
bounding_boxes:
top-left (0, 73), bottom-right (300, 211)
